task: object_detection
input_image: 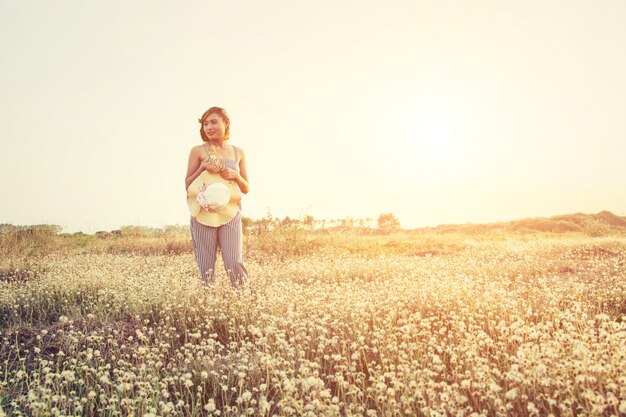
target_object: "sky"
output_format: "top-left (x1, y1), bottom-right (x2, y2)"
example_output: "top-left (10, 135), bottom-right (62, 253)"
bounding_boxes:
top-left (1, 0), bottom-right (625, 233)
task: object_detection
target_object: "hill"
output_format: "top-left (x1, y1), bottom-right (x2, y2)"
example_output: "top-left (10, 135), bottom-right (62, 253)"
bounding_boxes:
top-left (427, 210), bottom-right (626, 236)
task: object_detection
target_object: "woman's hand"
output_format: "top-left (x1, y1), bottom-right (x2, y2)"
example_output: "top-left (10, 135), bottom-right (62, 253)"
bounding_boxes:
top-left (219, 168), bottom-right (240, 180)
top-left (200, 158), bottom-right (222, 174)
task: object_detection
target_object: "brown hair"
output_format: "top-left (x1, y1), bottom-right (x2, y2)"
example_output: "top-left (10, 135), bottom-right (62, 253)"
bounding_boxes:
top-left (198, 107), bottom-right (230, 142)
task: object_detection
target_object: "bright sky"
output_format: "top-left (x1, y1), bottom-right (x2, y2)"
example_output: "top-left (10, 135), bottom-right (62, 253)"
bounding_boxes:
top-left (1, 0), bottom-right (625, 233)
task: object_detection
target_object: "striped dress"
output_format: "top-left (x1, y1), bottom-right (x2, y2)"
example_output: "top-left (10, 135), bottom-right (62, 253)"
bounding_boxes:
top-left (190, 146), bottom-right (248, 286)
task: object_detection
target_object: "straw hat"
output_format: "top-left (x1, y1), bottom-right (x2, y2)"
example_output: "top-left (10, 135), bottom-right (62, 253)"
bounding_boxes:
top-left (187, 171), bottom-right (241, 226)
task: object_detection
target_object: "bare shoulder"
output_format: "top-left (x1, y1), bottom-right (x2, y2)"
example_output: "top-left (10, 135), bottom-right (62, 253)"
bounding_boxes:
top-left (231, 145), bottom-right (246, 164)
top-left (191, 144), bottom-right (206, 153)
top-left (234, 145), bottom-right (246, 158)
top-left (189, 144), bottom-right (206, 158)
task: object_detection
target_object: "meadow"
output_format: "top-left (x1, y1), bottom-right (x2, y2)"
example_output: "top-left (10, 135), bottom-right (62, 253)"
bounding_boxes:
top-left (1, 214), bottom-right (625, 417)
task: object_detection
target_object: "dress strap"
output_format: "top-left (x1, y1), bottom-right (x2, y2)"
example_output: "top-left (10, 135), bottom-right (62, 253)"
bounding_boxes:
top-left (233, 145), bottom-right (239, 163)
top-left (204, 144), bottom-right (219, 161)
top-left (203, 144), bottom-right (212, 160)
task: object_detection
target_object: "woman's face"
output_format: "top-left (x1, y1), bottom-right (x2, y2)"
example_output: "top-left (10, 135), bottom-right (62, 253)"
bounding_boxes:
top-left (203, 113), bottom-right (226, 141)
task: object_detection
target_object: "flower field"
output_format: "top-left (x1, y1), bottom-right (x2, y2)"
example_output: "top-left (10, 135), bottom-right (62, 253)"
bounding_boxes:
top-left (1, 232), bottom-right (625, 416)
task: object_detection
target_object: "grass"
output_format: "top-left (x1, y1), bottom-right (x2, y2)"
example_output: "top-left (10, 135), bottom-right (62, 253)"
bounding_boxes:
top-left (0, 220), bottom-right (625, 416)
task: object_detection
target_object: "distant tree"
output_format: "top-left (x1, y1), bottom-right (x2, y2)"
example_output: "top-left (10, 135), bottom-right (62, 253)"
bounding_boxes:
top-left (163, 225), bottom-right (188, 236)
top-left (254, 213), bottom-right (275, 235)
top-left (377, 213), bottom-right (400, 230)
top-left (0, 224), bottom-right (17, 233)
top-left (41, 225), bottom-right (63, 235)
top-left (241, 216), bottom-right (254, 234)
top-left (303, 215), bottom-right (315, 229)
top-left (280, 216), bottom-right (296, 228)
top-left (338, 218), bottom-right (352, 228)
top-left (120, 226), bottom-right (143, 237)
top-left (95, 231), bottom-right (112, 240)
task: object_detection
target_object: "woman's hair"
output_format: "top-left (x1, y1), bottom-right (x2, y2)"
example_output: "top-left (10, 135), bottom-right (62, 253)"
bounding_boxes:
top-left (198, 107), bottom-right (230, 142)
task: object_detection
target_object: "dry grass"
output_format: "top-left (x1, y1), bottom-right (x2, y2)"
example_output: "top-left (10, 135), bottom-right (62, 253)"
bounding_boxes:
top-left (1, 225), bottom-right (625, 416)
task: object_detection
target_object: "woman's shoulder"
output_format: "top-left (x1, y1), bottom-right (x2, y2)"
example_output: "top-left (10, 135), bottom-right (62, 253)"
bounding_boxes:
top-left (231, 144), bottom-right (245, 155)
top-left (189, 143), bottom-right (206, 156)
top-left (226, 143), bottom-right (242, 154)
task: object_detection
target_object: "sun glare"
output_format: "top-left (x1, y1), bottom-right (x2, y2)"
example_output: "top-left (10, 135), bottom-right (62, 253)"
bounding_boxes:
top-left (413, 107), bottom-right (458, 157)
top-left (382, 90), bottom-right (474, 186)
top-left (389, 86), bottom-right (468, 165)
top-left (394, 103), bottom-right (465, 165)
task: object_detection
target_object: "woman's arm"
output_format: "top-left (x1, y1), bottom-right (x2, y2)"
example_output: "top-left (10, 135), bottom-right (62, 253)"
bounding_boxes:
top-left (185, 148), bottom-right (203, 191)
top-left (219, 147), bottom-right (250, 194)
top-left (235, 147), bottom-right (249, 194)
top-left (185, 147), bottom-right (223, 190)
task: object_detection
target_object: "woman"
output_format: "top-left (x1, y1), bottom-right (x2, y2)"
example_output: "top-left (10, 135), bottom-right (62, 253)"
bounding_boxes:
top-left (185, 107), bottom-right (249, 286)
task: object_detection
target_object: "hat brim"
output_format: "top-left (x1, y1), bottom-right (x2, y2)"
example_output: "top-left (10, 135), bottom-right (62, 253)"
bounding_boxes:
top-left (187, 171), bottom-right (241, 227)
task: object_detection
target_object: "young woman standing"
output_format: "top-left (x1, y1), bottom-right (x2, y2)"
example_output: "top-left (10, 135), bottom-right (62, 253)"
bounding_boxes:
top-left (185, 107), bottom-right (249, 286)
